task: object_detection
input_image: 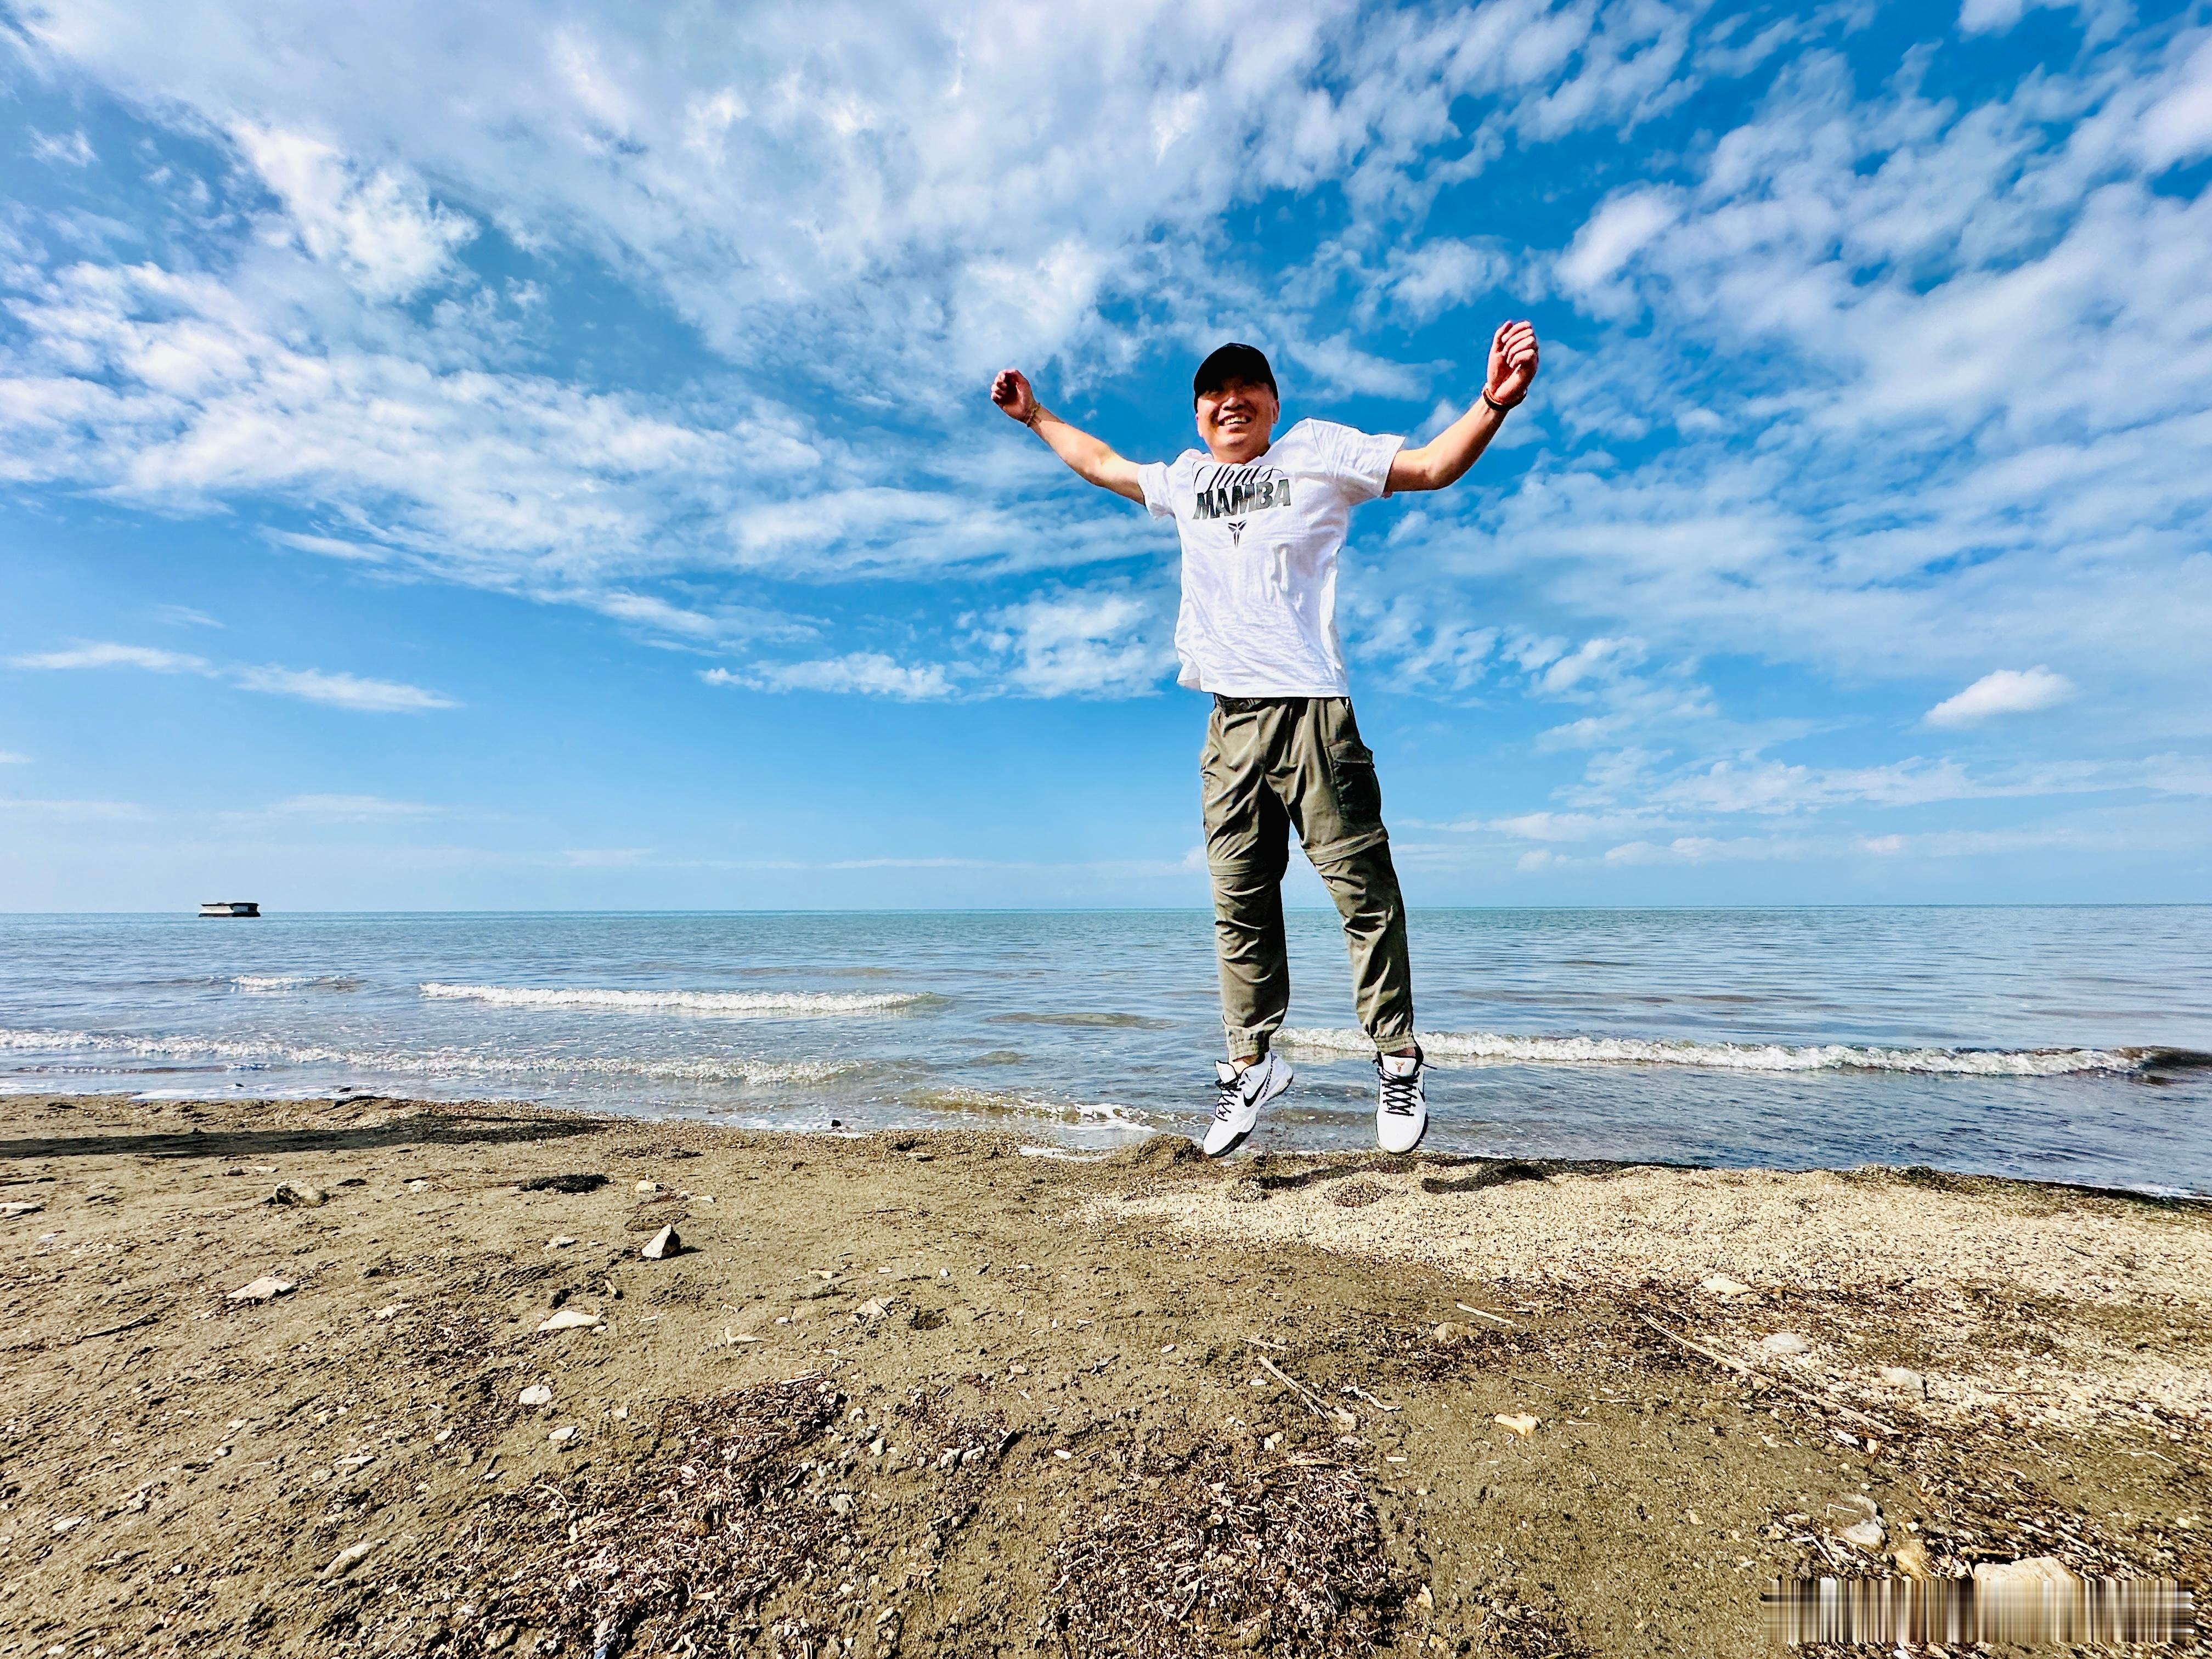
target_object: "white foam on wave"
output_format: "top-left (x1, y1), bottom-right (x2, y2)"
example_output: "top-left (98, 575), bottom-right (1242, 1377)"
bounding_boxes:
top-left (419, 982), bottom-right (935, 1016)
top-left (233, 974), bottom-right (363, 993)
top-left (904, 1084), bottom-right (1151, 1130)
top-left (1275, 1027), bottom-right (2152, 1077)
top-left (0, 1025), bottom-right (859, 1087)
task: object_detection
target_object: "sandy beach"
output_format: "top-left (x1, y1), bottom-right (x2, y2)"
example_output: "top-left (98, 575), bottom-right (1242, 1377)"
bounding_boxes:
top-left (1, 1092), bottom-right (2205, 1657)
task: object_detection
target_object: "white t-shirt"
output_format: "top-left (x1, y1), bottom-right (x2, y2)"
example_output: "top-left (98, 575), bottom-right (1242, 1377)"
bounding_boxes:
top-left (1137, 417), bottom-right (1404, 697)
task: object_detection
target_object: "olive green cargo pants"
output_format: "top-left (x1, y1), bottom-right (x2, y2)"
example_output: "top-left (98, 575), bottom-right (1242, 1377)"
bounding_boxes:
top-left (1201, 695), bottom-right (1415, 1062)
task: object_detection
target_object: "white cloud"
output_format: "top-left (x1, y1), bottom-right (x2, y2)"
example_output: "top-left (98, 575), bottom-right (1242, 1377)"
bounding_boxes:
top-left (7, 640), bottom-right (456, 711)
top-left (10, 642), bottom-right (211, 672)
top-left (29, 129), bottom-right (95, 167)
top-left (1925, 667), bottom-right (2074, 727)
top-left (231, 123), bottom-right (477, 302)
top-left (2137, 36), bottom-right (2212, 168)
top-left (259, 793), bottom-right (445, 820)
top-left (981, 589), bottom-right (1171, 699)
top-left (1555, 188), bottom-right (1680, 295)
top-left (230, 666), bottom-right (459, 712)
top-left (0, 751), bottom-right (30, 764)
top-left (702, 654), bottom-right (954, 700)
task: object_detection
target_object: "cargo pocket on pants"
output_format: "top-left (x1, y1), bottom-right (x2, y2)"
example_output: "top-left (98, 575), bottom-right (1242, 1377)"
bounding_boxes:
top-left (1326, 736), bottom-right (1383, 839)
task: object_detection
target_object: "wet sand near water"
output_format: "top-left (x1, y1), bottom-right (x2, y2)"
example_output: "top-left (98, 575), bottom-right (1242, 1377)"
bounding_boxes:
top-left (1, 1093), bottom-right (2205, 1657)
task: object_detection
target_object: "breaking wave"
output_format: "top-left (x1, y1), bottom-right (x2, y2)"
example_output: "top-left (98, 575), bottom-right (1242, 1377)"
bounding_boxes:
top-left (901, 1084), bottom-right (1149, 1130)
top-left (1274, 1027), bottom-right (2179, 1077)
top-left (417, 983), bottom-right (941, 1016)
top-left (232, 973), bottom-right (364, 993)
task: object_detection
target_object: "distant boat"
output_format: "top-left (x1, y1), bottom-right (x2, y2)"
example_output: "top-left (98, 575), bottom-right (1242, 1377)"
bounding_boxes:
top-left (198, 901), bottom-right (262, 918)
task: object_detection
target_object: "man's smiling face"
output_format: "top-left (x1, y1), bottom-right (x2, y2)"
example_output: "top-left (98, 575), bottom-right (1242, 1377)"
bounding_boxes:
top-left (1196, 377), bottom-right (1279, 465)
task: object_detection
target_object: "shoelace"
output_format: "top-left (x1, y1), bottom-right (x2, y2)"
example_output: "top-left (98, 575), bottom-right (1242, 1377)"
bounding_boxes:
top-left (1378, 1062), bottom-right (1421, 1118)
top-left (1213, 1069), bottom-right (1249, 1122)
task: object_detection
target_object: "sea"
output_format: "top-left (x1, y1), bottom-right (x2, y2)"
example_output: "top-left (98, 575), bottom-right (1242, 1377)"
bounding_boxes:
top-left (2, 907), bottom-right (2207, 1195)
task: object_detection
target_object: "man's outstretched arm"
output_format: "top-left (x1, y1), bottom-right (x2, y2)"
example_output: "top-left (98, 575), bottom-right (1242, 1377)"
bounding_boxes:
top-left (991, 369), bottom-right (1146, 504)
top-left (1387, 320), bottom-right (1540, 494)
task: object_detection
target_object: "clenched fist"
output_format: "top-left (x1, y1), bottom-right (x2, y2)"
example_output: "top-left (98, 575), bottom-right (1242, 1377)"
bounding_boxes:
top-left (990, 368), bottom-right (1038, 424)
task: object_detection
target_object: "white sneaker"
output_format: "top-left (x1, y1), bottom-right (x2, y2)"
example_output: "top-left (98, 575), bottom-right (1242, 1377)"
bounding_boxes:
top-left (1203, 1052), bottom-right (1293, 1158)
top-left (1375, 1047), bottom-right (1427, 1154)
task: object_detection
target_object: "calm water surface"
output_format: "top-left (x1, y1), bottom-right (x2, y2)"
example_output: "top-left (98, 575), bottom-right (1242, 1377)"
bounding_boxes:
top-left (2, 908), bottom-right (2205, 1193)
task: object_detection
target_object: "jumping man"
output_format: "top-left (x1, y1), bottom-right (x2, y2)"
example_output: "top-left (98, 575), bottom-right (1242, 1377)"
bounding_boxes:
top-left (990, 321), bottom-right (1539, 1156)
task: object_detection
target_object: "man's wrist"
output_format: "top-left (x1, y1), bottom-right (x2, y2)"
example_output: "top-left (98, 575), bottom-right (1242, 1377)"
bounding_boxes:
top-left (1024, 405), bottom-right (1048, 430)
top-left (1481, 388), bottom-right (1521, 415)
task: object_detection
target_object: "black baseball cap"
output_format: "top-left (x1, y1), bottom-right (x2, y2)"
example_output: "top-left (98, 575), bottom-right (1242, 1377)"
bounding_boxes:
top-left (1193, 342), bottom-right (1277, 403)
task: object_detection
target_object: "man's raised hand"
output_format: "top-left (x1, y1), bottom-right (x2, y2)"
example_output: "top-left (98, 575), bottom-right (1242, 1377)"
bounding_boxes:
top-left (991, 368), bottom-right (1038, 425)
top-left (1485, 320), bottom-right (1539, 409)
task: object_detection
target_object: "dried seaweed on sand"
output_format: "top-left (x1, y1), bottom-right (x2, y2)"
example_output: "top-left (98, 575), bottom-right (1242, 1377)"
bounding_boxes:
top-left (1045, 1436), bottom-right (1406, 1657)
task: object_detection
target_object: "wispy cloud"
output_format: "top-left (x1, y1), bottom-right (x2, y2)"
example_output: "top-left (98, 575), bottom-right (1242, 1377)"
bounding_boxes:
top-left (0, 752), bottom-right (31, 765)
top-left (10, 643), bottom-right (210, 673)
top-left (230, 666), bottom-right (459, 713)
top-left (257, 794), bottom-right (447, 820)
top-left (8, 641), bottom-right (457, 712)
top-left (703, 655), bottom-right (955, 701)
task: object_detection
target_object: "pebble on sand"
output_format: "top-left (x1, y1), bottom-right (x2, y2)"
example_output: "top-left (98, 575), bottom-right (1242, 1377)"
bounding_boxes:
top-left (1492, 1413), bottom-right (1539, 1437)
top-left (270, 1182), bottom-right (327, 1208)
top-left (227, 1275), bottom-right (296, 1302)
top-left (546, 1236), bottom-right (578, 1251)
top-left (323, 1538), bottom-right (383, 1579)
top-left (1, 1199), bottom-right (45, 1217)
top-left (1841, 1518), bottom-right (1887, 1551)
top-left (1699, 1274), bottom-right (1751, 1296)
top-left (548, 1425), bottom-right (579, 1444)
top-left (535, 1308), bottom-right (602, 1333)
top-left (635, 1180), bottom-right (660, 1194)
top-left (640, 1224), bottom-right (680, 1261)
top-left (518, 1384), bottom-right (554, 1406)
top-left (1760, 1331), bottom-right (1811, 1355)
top-left (1877, 1365), bottom-right (1923, 1388)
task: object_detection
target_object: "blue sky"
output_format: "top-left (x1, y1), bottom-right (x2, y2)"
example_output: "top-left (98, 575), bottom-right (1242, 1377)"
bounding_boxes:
top-left (1, 0), bottom-right (2208, 911)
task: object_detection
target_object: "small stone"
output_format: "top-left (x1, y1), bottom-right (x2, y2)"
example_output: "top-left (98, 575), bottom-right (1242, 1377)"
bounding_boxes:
top-left (1841, 1519), bottom-right (1886, 1551)
top-left (829, 1493), bottom-right (854, 1515)
top-left (635, 1180), bottom-right (659, 1194)
top-left (372, 1304), bottom-right (405, 1322)
top-left (1760, 1331), bottom-right (1810, 1355)
top-left (1891, 1534), bottom-right (1933, 1578)
top-left (856, 1299), bottom-right (888, 1319)
top-left (518, 1384), bottom-right (553, 1407)
top-left (546, 1236), bottom-right (577, 1250)
top-left (1974, 1555), bottom-right (2080, 1595)
top-left (1877, 1365), bottom-right (1922, 1388)
top-left (1, 1200), bottom-right (45, 1217)
top-left (548, 1426), bottom-right (578, 1444)
top-left (1492, 1413), bottom-right (1539, 1437)
top-left (227, 1274), bottom-right (296, 1302)
top-left (323, 1538), bottom-right (383, 1578)
top-left (270, 1182), bottom-right (327, 1208)
top-left (906, 1151), bottom-right (933, 1162)
top-left (53, 1515), bottom-right (86, 1533)
top-left (1431, 1322), bottom-right (1463, 1345)
top-left (536, 1308), bottom-right (601, 1333)
top-left (1699, 1274), bottom-right (1751, 1296)
top-left (640, 1225), bottom-right (679, 1261)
